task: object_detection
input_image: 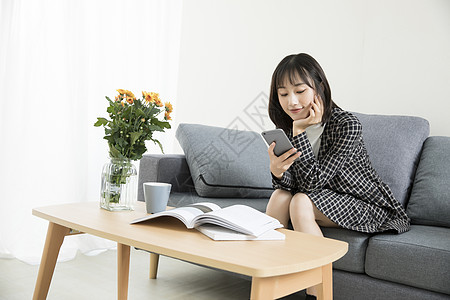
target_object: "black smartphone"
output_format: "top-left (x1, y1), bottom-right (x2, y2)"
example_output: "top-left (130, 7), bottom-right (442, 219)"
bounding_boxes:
top-left (261, 129), bottom-right (298, 160)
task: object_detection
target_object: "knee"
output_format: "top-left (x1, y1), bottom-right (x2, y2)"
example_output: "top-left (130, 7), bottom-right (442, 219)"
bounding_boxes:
top-left (270, 189), bottom-right (292, 200)
top-left (290, 193), bottom-right (315, 220)
top-left (266, 189), bottom-right (292, 212)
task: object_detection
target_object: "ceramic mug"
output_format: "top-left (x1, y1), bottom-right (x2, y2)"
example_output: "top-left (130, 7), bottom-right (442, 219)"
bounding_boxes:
top-left (143, 182), bottom-right (172, 213)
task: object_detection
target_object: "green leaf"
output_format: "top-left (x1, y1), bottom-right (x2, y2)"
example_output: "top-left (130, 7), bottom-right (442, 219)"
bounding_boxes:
top-left (159, 121), bottom-right (171, 129)
top-left (136, 108), bottom-right (145, 116)
top-left (151, 138), bottom-right (164, 154)
top-left (129, 132), bottom-right (141, 146)
top-left (108, 143), bottom-right (122, 159)
top-left (94, 117), bottom-right (109, 127)
top-left (147, 106), bottom-right (160, 117)
top-left (116, 137), bottom-right (127, 147)
top-left (132, 143), bottom-right (147, 160)
top-left (104, 136), bottom-right (114, 143)
top-left (147, 124), bottom-right (164, 132)
top-left (152, 119), bottom-right (171, 129)
top-left (134, 99), bottom-right (142, 109)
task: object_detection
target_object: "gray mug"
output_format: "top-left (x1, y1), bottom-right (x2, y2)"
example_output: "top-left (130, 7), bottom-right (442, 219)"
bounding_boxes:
top-left (143, 182), bottom-right (172, 214)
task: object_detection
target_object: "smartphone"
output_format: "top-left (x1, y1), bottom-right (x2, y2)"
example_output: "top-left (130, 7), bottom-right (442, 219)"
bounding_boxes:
top-left (261, 129), bottom-right (298, 160)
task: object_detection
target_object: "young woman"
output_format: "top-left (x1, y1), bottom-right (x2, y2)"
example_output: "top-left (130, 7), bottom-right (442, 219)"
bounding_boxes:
top-left (266, 53), bottom-right (410, 298)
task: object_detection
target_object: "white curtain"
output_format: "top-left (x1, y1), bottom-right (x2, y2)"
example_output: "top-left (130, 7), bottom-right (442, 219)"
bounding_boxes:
top-left (0, 0), bottom-right (183, 264)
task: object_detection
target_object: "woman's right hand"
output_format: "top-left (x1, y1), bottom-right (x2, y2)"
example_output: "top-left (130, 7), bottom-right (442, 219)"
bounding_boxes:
top-left (292, 94), bottom-right (323, 136)
top-left (268, 142), bottom-right (301, 179)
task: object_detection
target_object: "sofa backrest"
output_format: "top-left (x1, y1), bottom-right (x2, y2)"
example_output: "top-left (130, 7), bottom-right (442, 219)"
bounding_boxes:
top-left (407, 136), bottom-right (450, 228)
top-left (352, 112), bottom-right (429, 207)
top-left (176, 123), bottom-right (274, 198)
top-left (169, 113), bottom-right (430, 207)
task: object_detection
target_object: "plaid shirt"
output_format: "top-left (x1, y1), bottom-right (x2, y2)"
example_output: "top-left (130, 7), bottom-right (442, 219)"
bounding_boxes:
top-left (273, 108), bottom-right (410, 233)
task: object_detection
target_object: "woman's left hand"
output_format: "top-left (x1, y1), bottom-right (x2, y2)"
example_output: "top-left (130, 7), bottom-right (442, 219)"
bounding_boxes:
top-left (292, 94), bottom-right (323, 136)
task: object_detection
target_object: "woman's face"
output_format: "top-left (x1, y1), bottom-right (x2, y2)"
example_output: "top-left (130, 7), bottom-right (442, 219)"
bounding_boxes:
top-left (277, 74), bottom-right (316, 121)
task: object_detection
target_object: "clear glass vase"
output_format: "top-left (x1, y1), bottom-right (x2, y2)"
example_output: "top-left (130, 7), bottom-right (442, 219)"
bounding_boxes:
top-left (100, 157), bottom-right (137, 211)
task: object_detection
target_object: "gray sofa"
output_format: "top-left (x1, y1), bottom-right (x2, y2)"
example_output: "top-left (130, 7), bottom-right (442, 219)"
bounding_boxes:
top-left (137, 112), bottom-right (450, 300)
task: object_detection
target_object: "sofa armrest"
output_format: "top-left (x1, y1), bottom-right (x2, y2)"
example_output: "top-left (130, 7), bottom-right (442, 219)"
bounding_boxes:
top-left (137, 154), bottom-right (195, 202)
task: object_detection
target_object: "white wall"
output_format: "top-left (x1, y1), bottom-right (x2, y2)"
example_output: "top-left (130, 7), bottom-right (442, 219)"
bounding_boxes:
top-left (173, 0), bottom-right (450, 153)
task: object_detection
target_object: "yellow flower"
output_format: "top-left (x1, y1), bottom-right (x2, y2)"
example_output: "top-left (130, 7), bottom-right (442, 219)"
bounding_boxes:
top-left (153, 92), bottom-right (163, 107)
top-left (143, 91), bottom-right (163, 106)
top-left (126, 90), bottom-right (135, 98)
top-left (154, 98), bottom-right (163, 107)
top-left (117, 89), bottom-right (135, 99)
top-left (164, 111), bottom-right (172, 120)
top-left (142, 91), bottom-right (153, 103)
top-left (165, 102), bottom-right (173, 113)
top-left (126, 96), bottom-right (134, 104)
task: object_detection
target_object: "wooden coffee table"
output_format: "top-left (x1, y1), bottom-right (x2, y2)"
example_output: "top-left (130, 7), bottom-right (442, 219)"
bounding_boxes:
top-left (32, 201), bottom-right (347, 300)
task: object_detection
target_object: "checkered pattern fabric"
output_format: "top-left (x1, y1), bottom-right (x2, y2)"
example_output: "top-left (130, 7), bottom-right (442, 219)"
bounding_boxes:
top-left (272, 108), bottom-right (410, 233)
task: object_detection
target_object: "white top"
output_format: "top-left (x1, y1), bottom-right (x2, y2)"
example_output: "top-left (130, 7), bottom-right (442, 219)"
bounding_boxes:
top-left (305, 123), bottom-right (325, 159)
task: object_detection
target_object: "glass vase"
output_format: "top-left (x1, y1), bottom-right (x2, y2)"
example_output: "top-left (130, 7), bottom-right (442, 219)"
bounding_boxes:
top-left (100, 157), bottom-right (137, 211)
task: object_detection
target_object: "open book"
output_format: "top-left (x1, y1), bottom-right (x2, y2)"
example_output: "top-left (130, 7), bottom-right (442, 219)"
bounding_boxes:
top-left (130, 202), bottom-right (285, 240)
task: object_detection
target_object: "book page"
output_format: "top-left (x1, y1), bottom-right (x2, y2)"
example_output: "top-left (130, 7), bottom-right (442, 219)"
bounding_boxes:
top-left (130, 202), bottom-right (221, 228)
top-left (193, 205), bottom-right (282, 236)
top-left (197, 225), bottom-right (285, 241)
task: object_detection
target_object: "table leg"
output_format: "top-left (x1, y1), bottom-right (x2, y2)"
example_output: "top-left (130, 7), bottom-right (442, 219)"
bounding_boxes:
top-left (33, 222), bottom-right (70, 300)
top-left (149, 253), bottom-right (159, 279)
top-left (316, 263), bottom-right (333, 300)
top-left (250, 277), bottom-right (275, 300)
top-left (117, 243), bottom-right (130, 300)
top-left (250, 268), bottom-right (322, 300)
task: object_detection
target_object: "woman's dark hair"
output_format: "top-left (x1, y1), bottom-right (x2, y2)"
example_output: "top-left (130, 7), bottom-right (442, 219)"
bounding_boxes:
top-left (269, 53), bottom-right (338, 133)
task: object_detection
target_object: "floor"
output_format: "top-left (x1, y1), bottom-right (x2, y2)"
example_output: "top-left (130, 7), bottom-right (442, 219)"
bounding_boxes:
top-left (0, 248), bottom-right (306, 299)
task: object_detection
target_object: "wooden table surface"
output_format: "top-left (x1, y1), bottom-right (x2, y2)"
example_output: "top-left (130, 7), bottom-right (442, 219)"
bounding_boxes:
top-left (32, 201), bottom-right (348, 299)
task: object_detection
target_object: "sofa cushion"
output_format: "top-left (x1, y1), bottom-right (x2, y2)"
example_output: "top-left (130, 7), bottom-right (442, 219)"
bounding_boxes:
top-left (333, 269), bottom-right (450, 300)
top-left (321, 227), bottom-right (372, 273)
top-left (175, 123), bottom-right (273, 198)
top-left (353, 113), bottom-right (429, 207)
top-left (407, 136), bottom-right (450, 227)
top-left (365, 225), bottom-right (450, 295)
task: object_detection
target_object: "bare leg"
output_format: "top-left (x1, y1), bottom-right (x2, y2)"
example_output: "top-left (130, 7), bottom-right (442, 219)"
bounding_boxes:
top-left (289, 193), bottom-right (338, 297)
top-left (289, 193), bottom-right (324, 236)
top-left (314, 205), bottom-right (340, 228)
top-left (265, 189), bottom-right (293, 228)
